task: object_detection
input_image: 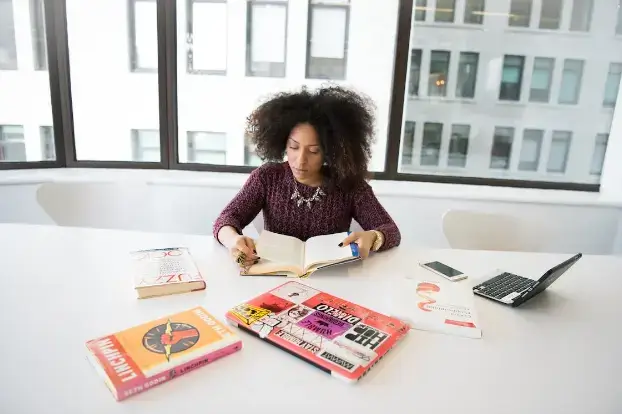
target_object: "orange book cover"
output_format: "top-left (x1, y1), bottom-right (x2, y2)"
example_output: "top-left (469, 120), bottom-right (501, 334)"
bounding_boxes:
top-left (86, 307), bottom-right (242, 401)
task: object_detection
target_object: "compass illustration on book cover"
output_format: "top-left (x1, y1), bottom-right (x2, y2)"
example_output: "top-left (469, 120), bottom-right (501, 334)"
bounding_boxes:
top-left (142, 320), bottom-right (200, 361)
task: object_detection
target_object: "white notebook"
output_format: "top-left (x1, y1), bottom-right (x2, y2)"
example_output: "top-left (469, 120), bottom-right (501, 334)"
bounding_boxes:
top-left (389, 278), bottom-right (482, 339)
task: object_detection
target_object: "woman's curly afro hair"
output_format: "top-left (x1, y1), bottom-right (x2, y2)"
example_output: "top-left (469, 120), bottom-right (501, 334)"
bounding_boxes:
top-left (245, 85), bottom-right (376, 191)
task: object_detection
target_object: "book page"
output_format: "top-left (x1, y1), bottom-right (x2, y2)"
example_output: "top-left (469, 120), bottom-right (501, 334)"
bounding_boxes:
top-left (256, 230), bottom-right (304, 269)
top-left (303, 232), bottom-right (355, 270)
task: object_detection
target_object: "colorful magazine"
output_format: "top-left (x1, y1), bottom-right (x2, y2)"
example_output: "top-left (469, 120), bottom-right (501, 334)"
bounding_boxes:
top-left (86, 307), bottom-right (242, 401)
top-left (225, 281), bottom-right (409, 382)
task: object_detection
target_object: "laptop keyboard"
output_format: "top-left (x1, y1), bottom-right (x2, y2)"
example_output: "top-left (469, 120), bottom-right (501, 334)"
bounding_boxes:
top-left (473, 272), bottom-right (534, 300)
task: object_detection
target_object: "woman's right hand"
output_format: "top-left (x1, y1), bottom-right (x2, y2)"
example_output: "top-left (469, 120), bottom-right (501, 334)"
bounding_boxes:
top-left (227, 235), bottom-right (259, 270)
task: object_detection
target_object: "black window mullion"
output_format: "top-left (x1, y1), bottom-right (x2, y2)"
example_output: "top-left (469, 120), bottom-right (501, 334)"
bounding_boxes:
top-left (158, 0), bottom-right (177, 169)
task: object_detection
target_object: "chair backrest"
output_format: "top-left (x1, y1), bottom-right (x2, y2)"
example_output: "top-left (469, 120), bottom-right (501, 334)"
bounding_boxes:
top-left (442, 209), bottom-right (537, 252)
top-left (36, 182), bottom-right (153, 231)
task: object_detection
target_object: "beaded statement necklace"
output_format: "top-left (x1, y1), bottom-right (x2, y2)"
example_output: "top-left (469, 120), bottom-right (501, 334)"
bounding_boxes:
top-left (291, 178), bottom-right (325, 209)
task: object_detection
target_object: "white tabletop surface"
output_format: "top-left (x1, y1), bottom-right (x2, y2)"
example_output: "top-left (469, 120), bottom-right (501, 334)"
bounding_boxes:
top-left (1, 223), bottom-right (621, 414)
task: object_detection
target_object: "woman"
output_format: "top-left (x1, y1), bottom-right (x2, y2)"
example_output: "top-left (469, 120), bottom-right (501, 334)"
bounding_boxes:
top-left (213, 85), bottom-right (401, 270)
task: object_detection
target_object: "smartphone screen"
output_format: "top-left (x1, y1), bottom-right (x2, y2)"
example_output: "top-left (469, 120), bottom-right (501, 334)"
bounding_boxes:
top-left (423, 261), bottom-right (463, 277)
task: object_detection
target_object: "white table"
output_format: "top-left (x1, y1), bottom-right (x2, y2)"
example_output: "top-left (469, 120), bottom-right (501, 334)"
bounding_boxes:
top-left (1, 223), bottom-right (621, 414)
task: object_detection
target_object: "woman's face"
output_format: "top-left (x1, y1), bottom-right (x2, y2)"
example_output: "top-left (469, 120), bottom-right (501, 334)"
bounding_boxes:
top-left (286, 123), bottom-right (323, 182)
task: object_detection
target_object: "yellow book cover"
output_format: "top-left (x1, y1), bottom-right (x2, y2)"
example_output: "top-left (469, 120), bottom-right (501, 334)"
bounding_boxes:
top-left (86, 307), bottom-right (242, 401)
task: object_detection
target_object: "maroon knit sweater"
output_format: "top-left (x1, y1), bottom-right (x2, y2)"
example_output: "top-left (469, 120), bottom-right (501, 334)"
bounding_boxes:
top-left (213, 162), bottom-right (400, 251)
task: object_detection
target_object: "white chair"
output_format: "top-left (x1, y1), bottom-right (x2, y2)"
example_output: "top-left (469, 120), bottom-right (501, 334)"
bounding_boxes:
top-left (442, 209), bottom-right (538, 252)
top-left (36, 182), bottom-right (154, 232)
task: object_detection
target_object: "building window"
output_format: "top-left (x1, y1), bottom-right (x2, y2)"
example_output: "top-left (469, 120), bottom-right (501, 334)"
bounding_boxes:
top-left (490, 127), bottom-right (514, 169)
top-left (428, 51), bottom-right (450, 97)
top-left (529, 57), bottom-right (554, 103)
top-left (508, 0), bottom-right (532, 28)
top-left (409, 49), bottom-right (422, 96)
top-left (558, 59), bottom-right (584, 105)
top-left (246, 0), bottom-right (288, 78)
top-left (187, 131), bottom-right (227, 164)
top-left (0, 0), bottom-right (17, 70)
top-left (603, 63), bottom-right (622, 108)
top-left (518, 129), bottom-right (543, 171)
top-left (590, 134), bottom-right (608, 176)
top-left (414, 0), bottom-right (427, 21)
top-left (186, 0), bottom-right (228, 75)
top-left (456, 52), bottom-right (478, 98)
top-left (40, 126), bottom-right (55, 161)
top-left (434, 0), bottom-right (455, 23)
top-left (539, 0), bottom-right (562, 30)
top-left (30, 0), bottom-right (47, 70)
top-left (547, 131), bottom-right (571, 173)
top-left (131, 129), bottom-right (160, 162)
top-left (421, 123), bottom-right (443, 166)
top-left (464, 0), bottom-right (485, 24)
top-left (0, 125), bottom-right (26, 162)
top-left (129, 0), bottom-right (158, 72)
top-left (569, 0), bottom-right (593, 32)
top-left (448, 125), bottom-right (469, 167)
top-left (499, 55), bottom-right (524, 101)
top-left (617, 4), bottom-right (622, 35)
top-left (306, 0), bottom-right (349, 80)
top-left (401, 121), bottom-right (416, 166)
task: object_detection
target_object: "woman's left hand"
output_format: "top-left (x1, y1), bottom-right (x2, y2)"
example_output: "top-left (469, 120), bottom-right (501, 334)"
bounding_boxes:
top-left (339, 231), bottom-right (378, 259)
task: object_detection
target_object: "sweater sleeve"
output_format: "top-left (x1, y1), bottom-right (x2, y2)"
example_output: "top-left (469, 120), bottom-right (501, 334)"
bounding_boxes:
top-left (212, 167), bottom-right (266, 243)
top-left (351, 181), bottom-right (401, 251)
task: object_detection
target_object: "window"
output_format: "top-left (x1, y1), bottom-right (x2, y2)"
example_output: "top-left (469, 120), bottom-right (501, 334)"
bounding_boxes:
top-left (547, 131), bottom-right (571, 173)
top-left (186, 0), bottom-right (227, 74)
top-left (617, 3), bottom-right (622, 35)
top-left (0, 0), bottom-right (17, 70)
top-left (569, 0), bottom-right (593, 32)
top-left (603, 63), bottom-right (622, 108)
top-left (245, 145), bottom-right (262, 167)
top-left (448, 125), bottom-right (469, 167)
top-left (539, 0), bottom-right (562, 30)
top-left (307, 1), bottom-right (349, 80)
top-left (131, 130), bottom-right (160, 162)
top-left (129, 0), bottom-right (158, 72)
top-left (409, 49), bottom-right (422, 96)
top-left (558, 59), bottom-right (584, 105)
top-left (490, 127), bottom-right (514, 169)
top-left (40, 126), bottom-right (55, 161)
top-left (401, 121), bottom-right (416, 166)
top-left (187, 131), bottom-right (227, 164)
top-left (68, 0), bottom-right (159, 161)
top-left (0, 126), bottom-right (26, 162)
top-left (434, 0), bottom-right (455, 23)
top-left (464, 0), bottom-right (485, 24)
top-left (529, 57), bottom-right (554, 103)
top-left (499, 55), bottom-right (524, 101)
top-left (247, 0), bottom-right (287, 78)
top-left (518, 129), bottom-right (543, 171)
top-left (428, 51), bottom-right (450, 97)
top-left (421, 123), bottom-right (442, 166)
top-left (30, 0), bottom-right (47, 70)
top-left (508, 0), bottom-right (532, 28)
top-left (590, 134), bottom-right (608, 175)
top-left (414, 0), bottom-right (427, 21)
top-left (456, 52), bottom-right (478, 98)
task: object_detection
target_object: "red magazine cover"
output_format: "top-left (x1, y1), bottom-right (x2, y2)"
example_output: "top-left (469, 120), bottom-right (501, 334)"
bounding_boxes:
top-left (225, 281), bottom-right (409, 382)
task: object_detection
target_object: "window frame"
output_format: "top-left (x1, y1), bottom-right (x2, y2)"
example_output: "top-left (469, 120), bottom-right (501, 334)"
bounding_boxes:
top-left (3, 0), bottom-right (609, 193)
top-left (185, 0), bottom-right (228, 76)
top-left (245, 0), bottom-right (289, 78)
top-left (305, 1), bottom-right (350, 81)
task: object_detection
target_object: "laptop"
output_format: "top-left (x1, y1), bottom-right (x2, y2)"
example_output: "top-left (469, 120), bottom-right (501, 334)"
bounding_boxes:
top-left (472, 253), bottom-right (582, 308)
top-left (225, 281), bottom-right (409, 382)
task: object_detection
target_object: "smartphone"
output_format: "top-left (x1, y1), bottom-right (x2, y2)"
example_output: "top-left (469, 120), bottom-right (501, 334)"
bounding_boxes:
top-left (419, 261), bottom-right (467, 281)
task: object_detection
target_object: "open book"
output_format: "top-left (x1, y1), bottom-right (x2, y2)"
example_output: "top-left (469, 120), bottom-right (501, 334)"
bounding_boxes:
top-left (243, 230), bottom-right (360, 277)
